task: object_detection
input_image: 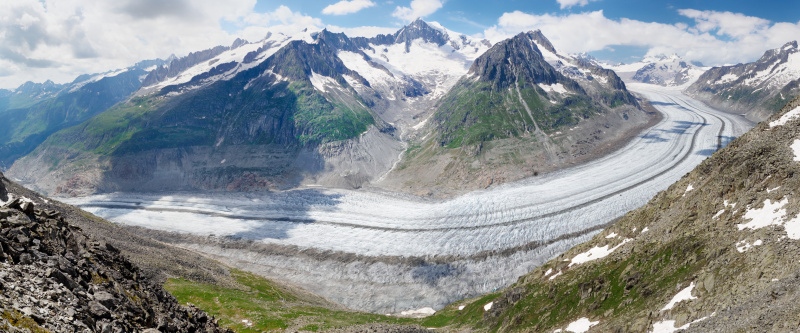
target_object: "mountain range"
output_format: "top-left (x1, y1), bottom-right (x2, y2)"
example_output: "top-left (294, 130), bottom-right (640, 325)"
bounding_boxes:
top-left (686, 41), bottom-right (800, 122)
top-left (5, 19), bottom-right (649, 198)
top-left (604, 54), bottom-right (708, 88)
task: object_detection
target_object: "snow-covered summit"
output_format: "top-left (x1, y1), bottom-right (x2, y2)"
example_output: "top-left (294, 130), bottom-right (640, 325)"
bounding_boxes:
top-left (602, 54), bottom-right (708, 87)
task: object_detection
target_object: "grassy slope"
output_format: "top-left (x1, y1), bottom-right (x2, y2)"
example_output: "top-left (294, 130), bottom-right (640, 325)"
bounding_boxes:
top-left (165, 269), bottom-right (420, 332)
top-left (433, 78), bottom-right (596, 149)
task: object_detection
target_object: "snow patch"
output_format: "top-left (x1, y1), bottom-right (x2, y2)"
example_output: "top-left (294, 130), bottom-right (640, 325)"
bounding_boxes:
top-left (770, 107), bottom-right (800, 128)
top-left (712, 209), bottom-right (725, 219)
top-left (684, 184), bottom-right (694, 195)
top-left (538, 83), bottom-right (568, 94)
top-left (735, 239), bottom-right (762, 252)
top-left (457, 305), bottom-right (465, 311)
top-left (564, 317), bottom-right (599, 333)
top-left (641, 227), bottom-right (649, 233)
top-left (605, 232), bottom-right (618, 239)
top-left (309, 72), bottom-right (339, 93)
top-left (651, 320), bottom-right (689, 333)
top-left (767, 186), bottom-right (781, 193)
top-left (412, 116), bottom-right (431, 130)
top-left (737, 198), bottom-right (787, 232)
top-left (544, 268), bottom-right (553, 276)
top-left (483, 302), bottom-right (493, 311)
top-left (549, 271), bottom-right (563, 280)
top-left (791, 139), bottom-right (800, 162)
top-left (661, 282), bottom-right (697, 311)
top-left (0, 193), bottom-right (12, 206)
top-left (400, 307), bottom-right (436, 317)
top-left (718, 73), bottom-right (738, 84)
top-left (569, 239), bottom-right (631, 267)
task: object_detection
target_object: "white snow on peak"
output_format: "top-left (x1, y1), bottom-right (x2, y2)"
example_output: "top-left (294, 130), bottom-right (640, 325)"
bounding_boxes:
top-left (661, 282), bottom-right (697, 311)
top-left (768, 106), bottom-right (800, 128)
top-left (531, 40), bottom-right (561, 64)
top-left (69, 68), bottom-right (129, 93)
top-left (569, 239), bottom-right (631, 267)
top-left (538, 83), bottom-right (568, 95)
top-left (151, 33), bottom-right (294, 93)
top-left (563, 317), bottom-right (599, 333)
top-left (744, 51), bottom-right (800, 89)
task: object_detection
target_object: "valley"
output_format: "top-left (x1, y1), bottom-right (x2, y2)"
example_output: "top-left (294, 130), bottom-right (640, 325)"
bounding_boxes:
top-left (59, 85), bottom-right (752, 314)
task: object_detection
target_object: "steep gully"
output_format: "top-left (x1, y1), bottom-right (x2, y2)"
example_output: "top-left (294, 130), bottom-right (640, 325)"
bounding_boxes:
top-left (63, 85), bottom-right (753, 313)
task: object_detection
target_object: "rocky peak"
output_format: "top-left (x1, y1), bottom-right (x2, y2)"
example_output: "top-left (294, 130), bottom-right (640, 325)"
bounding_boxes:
top-left (230, 37), bottom-right (248, 49)
top-left (393, 18), bottom-right (449, 49)
top-left (468, 31), bottom-right (578, 91)
top-left (0, 181), bottom-right (231, 332)
top-left (527, 30), bottom-right (558, 55)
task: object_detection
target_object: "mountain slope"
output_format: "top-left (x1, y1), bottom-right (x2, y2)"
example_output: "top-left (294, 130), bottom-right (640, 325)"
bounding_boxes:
top-left (421, 95), bottom-right (800, 331)
top-left (8, 30), bottom-right (398, 194)
top-left (382, 30), bottom-right (654, 197)
top-left (686, 41), bottom-right (800, 122)
top-left (0, 171), bottom-right (231, 332)
top-left (0, 66), bottom-right (154, 169)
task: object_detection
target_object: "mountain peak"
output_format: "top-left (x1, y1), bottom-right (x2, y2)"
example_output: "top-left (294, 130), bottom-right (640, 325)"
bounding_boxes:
top-left (526, 30), bottom-right (558, 55)
top-left (394, 18), bottom-right (448, 47)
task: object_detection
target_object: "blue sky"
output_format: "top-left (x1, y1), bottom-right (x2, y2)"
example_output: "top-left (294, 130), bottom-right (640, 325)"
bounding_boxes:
top-left (1, 0), bottom-right (799, 88)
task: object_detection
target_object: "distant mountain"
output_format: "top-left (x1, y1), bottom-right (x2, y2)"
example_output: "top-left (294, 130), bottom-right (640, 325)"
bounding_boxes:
top-left (383, 30), bottom-right (652, 196)
top-left (686, 41), bottom-right (800, 122)
top-left (418, 94), bottom-right (800, 332)
top-left (604, 54), bottom-right (708, 87)
top-left (0, 60), bottom-right (167, 168)
top-left (0, 80), bottom-right (64, 113)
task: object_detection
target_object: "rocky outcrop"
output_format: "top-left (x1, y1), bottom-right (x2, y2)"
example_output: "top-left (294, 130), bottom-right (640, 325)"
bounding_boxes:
top-left (0, 173), bottom-right (231, 333)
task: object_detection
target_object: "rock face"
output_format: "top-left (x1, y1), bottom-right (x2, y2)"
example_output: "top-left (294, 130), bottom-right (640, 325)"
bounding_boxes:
top-left (686, 41), bottom-right (800, 122)
top-left (438, 95), bottom-right (800, 332)
top-left (0, 172), bottom-right (231, 333)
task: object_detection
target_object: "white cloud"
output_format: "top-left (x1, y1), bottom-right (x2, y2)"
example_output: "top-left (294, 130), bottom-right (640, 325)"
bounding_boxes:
top-left (322, 0), bottom-right (376, 16)
top-left (482, 9), bottom-right (800, 66)
top-left (392, 0), bottom-right (443, 22)
top-left (556, 0), bottom-right (599, 10)
top-left (0, 1), bottom-right (320, 89)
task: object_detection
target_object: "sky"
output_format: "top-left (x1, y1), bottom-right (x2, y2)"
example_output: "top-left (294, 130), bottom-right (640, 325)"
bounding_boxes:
top-left (1, 0), bottom-right (799, 89)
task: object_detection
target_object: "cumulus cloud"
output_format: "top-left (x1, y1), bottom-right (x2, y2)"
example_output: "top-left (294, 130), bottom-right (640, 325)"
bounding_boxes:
top-left (483, 9), bottom-right (800, 66)
top-left (322, 0), bottom-right (376, 16)
top-left (0, 0), bottom-right (320, 89)
top-left (557, 0), bottom-right (599, 10)
top-left (392, 0), bottom-right (443, 22)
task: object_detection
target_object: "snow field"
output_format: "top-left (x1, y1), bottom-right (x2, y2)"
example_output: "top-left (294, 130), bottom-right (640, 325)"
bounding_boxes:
top-left (769, 106), bottom-right (800, 128)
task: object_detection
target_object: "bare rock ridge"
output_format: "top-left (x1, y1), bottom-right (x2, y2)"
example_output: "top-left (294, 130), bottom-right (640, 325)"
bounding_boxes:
top-left (0, 171), bottom-right (231, 333)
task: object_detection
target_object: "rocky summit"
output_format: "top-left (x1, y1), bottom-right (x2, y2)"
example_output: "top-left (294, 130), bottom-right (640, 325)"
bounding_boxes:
top-left (0, 171), bottom-right (230, 333)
